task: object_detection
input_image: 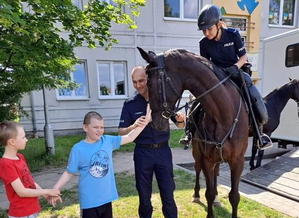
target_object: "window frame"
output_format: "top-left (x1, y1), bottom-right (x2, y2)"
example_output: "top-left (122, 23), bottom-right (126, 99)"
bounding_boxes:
top-left (285, 43), bottom-right (299, 67)
top-left (100, 0), bottom-right (117, 6)
top-left (97, 61), bottom-right (128, 99)
top-left (164, 0), bottom-right (200, 21)
top-left (56, 61), bottom-right (89, 100)
top-left (268, 0), bottom-right (297, 27)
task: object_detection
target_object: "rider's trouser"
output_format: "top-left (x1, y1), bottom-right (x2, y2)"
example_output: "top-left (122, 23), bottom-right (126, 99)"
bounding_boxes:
top-left (244, 72), bottom-right (268, 124)
top-left (232, 72), bottom-right (268, 125)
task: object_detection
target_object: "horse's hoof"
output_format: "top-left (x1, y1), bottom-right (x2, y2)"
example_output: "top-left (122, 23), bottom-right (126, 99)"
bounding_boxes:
top-left (213, 202), bottom-right (221, 207)
top-left (250, 166), bottom-right (256, 171)
top-left (192, 197), bottom-right (200, 203)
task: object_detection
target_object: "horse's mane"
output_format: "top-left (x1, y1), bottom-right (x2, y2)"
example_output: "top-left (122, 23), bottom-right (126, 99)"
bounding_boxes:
top-left (164, 48), bottom-right (228, 80)
top-left (165, 49), bottom-right (213, 69)
top-left (264, 79), bottom-right (299, 100)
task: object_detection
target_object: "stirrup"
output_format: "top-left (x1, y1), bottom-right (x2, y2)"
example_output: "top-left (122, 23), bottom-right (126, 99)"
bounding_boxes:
top-left (257, 134), bottom-right (273, 150)
top-left (179, 133), bottom-right (191, 146)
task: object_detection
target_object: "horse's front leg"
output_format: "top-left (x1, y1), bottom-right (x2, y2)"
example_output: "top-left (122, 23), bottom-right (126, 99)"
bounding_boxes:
top-left (256, 149), bottom-right (265, 168)
top-left (213, 163), bottom-right (221, 207)
top-left (192, 141), bottom-right (202, 203)
top-left (249, 136), bottom-right (258, 171)
top-left (201, 160), bottom-right (216, 218)
top-left (229, 158), bottom-right (244, 218)
top-left (192, 171), bottom-right (201, 202)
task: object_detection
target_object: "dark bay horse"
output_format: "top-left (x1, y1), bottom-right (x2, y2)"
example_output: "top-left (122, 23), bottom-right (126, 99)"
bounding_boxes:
top-left (191, 79), bottom-right (299, 205)
top-left (249, 79), bottom-right (299, 170)
top-left (137, 47), bottom-right (249, 218)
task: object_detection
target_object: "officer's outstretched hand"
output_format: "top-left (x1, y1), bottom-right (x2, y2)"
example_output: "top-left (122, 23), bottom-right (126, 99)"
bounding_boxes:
top-left (225, 65), bottom-right (239, 76)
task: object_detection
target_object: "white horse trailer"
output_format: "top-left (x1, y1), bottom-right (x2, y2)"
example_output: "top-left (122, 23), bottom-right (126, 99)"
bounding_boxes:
top-left (260, 29), bottom-right (299, 148)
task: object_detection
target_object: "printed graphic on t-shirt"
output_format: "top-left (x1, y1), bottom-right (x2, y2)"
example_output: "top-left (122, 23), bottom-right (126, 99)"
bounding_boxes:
top-left (20, 162), bottom-right (36, 189)
top-left (88, 150), bottom-right (109, 178)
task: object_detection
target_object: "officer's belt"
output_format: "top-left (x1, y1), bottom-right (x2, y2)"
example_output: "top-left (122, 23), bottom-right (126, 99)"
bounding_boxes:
top-left (137, 141), bottom-right (167, 149)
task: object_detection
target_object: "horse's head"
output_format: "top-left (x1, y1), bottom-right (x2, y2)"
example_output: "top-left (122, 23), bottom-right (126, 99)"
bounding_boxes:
top-left (137, 47), bottom-right (183, 131)
top-left (289, 78), bottom-right (299, 102)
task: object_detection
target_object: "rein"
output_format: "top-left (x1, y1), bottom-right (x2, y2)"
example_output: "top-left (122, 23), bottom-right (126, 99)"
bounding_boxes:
top-left (188, 75), bottom-right (231, 117)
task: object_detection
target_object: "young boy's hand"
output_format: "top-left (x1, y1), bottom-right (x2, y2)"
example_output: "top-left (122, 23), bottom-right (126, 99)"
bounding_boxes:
top-left (47, 195), bottom-right (62, 207)
top-left (47, 188), bottom-right (61, 197)
top-left (132, 104), bottom-right (152, 128)
top-left (145, 103), bottom-right (152, 123)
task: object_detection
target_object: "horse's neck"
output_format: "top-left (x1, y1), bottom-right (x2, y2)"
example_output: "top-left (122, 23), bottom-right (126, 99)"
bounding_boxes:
top-left (265, 86), bottom-right (293, 113)
top-left (188, 79), bottom-right (239, 123)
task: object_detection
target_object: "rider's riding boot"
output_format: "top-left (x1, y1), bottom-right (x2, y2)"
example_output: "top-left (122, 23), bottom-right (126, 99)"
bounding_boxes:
top-left (243, 73), bottom-right (268, 124)
top-left (242, 73), bottom-right (273, 150)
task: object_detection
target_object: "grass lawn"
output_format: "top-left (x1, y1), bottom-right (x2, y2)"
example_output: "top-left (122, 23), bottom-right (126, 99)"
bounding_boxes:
top-left (7, 170), bottom-right (290, 218)
top-left (0, 130), bottom-right (292, 217)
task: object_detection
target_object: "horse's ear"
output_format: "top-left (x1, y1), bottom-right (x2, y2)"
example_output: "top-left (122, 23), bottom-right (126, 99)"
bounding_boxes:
top-left (289, 77), bottom-right (293, 81)
top-left (137, 47), bottom-right (156, 64)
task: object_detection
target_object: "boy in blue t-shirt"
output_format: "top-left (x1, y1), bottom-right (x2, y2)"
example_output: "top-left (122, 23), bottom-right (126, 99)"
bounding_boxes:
top-left (51, 106), bottom-right (151, 218)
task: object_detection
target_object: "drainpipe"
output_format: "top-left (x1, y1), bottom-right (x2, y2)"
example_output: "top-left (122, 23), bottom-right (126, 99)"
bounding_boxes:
top-left (29, 91), bottom-right (38, 138)
top-left (42, 85), bottom-right (55, 155)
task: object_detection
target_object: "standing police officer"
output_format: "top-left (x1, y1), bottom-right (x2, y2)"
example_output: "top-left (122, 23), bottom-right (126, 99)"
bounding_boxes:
top-left (118, 66), bottom-right (185, 218)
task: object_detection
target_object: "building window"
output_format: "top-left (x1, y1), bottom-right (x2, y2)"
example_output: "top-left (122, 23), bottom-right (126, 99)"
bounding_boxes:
top-left (269, 0), bottom-right (295, 26)
top-left (72, 0), bottom-right (82, 9)
top-left (57, 61), bottom-right (89, 100)
top-left (164, 0), bottom-right (199, 20)
top-left (222, 17), bottom-right (248, 32)
top-left (286, 43), bottom-right (299, 67)
top-left (97, 61), bottom-right (127, 98)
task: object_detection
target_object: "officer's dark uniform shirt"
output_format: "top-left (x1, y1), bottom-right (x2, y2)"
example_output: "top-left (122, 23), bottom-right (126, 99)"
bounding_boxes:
top-left (199, 28), bottom-right (246, 68)
top-left (119, 94), bottom-right (176, 145)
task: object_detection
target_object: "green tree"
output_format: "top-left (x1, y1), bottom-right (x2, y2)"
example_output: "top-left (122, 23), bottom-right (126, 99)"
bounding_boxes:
top-left (0, 0), bottom-right (145, 120)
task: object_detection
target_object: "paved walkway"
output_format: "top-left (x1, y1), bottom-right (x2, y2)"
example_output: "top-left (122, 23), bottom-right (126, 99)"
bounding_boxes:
top-left (1, 140), bottom-right (298, 217)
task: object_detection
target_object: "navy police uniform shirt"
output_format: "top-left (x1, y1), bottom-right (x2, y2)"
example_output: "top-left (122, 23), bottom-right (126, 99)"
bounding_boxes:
top-left (118, 94), bottom-right (176, 145)
top-left (199, 28), bottom-right (246, 68)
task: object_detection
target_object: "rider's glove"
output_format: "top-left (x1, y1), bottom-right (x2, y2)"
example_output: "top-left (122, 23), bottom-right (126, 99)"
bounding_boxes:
top-left (225, 65), bottom-right (239, 76)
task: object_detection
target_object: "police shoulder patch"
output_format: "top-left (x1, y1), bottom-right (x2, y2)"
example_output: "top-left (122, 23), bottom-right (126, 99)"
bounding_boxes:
top-left (226, 28), bottom-right (239, 35)
top-left (124, 96), bottom-right (136, 104)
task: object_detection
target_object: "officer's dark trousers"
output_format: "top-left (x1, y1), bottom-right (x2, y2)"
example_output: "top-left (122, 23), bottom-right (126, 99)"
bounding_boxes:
top-left (134, 144), bottom-right (177, 218)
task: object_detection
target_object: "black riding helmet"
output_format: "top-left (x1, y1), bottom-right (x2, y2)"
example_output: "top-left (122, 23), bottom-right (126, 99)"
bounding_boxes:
top-left (197, 4), bottom-right (222, 30)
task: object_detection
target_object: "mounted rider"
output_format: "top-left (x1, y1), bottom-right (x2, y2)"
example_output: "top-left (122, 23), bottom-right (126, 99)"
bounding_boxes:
top-left (179, 4), bottom-right (272, 150)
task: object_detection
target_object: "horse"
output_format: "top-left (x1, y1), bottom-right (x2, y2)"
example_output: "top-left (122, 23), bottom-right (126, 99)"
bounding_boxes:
top-left (249, 79), bottom-right (299, 170)
top-left (191, 79), bottom-right (299, 205)
top-left (137, 47), bottom-right (249, 218)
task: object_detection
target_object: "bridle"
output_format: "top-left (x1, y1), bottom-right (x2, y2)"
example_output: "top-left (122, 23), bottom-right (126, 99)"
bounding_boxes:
top-left (146, 53), bottom-right (232, 120)
top-left (146, 55), bottom-right (183, 120)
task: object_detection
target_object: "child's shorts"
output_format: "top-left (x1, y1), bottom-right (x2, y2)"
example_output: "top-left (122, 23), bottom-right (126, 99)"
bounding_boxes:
top-left (9, 213), bottom-right (38, 218)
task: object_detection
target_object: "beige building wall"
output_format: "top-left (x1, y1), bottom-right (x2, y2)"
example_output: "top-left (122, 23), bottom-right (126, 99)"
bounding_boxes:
top-left (20, 0), bottom-right (299, 136)
top-left (20, 0), bottom-right (201, 136)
